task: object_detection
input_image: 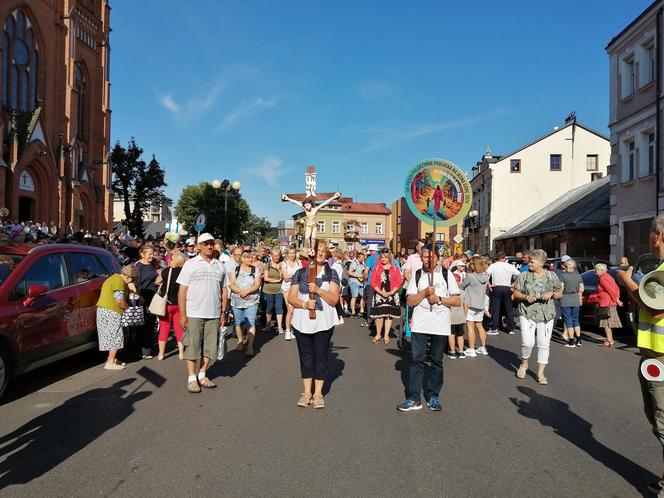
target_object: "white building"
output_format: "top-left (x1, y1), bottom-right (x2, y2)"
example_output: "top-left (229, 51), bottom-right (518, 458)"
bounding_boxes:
top-left (112, 197), bottom-right (174, 224)
top-left (468, 119), bottom-right (610, 255)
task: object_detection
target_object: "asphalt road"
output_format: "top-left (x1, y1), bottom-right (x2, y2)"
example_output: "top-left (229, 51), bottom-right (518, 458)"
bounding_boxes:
top-left (0, 318), bottom-right (661, 497)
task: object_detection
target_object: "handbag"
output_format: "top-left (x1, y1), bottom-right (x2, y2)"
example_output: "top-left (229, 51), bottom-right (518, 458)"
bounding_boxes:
top-left (121, 304), bottom-right (145, 327)
top-left (148, 268), bottom-right (172, 317)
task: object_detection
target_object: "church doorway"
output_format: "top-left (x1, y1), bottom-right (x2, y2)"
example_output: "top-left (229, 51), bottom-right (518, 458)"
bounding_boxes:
top-left (18, 196), bottom-right (35, 222)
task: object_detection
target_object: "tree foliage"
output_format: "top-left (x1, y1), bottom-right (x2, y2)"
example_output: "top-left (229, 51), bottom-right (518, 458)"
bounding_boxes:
top-left (175, 182), bottom-right (251, 243)
top-left (111, 138), bottom-right (167, 238)
top-left (241, 214), bottom-right (274, 245)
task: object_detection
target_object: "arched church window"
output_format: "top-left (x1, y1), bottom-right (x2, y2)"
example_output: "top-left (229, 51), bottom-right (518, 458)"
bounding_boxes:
top-left (1, 9), bottom-right (40, 111)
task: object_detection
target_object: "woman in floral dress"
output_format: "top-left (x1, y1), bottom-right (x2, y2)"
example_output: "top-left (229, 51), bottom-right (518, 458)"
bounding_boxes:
top-left (370, 248), bottom-right (403, 344)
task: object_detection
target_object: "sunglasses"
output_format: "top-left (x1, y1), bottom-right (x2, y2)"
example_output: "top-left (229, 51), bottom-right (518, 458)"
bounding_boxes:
top-left (201, 241), bottom-right (215, 246)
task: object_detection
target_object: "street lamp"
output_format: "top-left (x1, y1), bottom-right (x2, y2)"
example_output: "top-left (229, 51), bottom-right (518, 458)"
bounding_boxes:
top-left (212, 179), bottom-right (241, 245)
top-left (467, 210), bottom-right (479, 253)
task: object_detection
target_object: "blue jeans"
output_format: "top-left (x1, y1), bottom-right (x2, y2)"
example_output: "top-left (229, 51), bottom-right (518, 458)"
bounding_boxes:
top-left (407, 332), bottom-right (445, 402)
top-left (233, 305), bottom-right (258, 329)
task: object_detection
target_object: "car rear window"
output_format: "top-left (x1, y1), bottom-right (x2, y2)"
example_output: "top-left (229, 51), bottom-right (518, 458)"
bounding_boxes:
top-left (0, 253), bottom-right (25, 286)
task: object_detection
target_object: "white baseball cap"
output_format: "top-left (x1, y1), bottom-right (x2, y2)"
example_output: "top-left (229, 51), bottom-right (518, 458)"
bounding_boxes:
top-left (450, 260), bottom-right (466, 270)
top-left (367, 243), bottom-right (379, 251)
top-left (197, 233), bottom-right (214, 244)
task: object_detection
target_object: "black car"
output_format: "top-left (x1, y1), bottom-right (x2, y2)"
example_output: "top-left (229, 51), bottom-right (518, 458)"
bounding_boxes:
top-left (548, 257), bottom-right (612, 274)
top-left (579, 267), bottom-right (632, 334)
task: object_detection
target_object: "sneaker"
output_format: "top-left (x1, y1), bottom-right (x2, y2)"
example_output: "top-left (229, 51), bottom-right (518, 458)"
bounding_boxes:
top-left (446, 350), bottom-right (457, 359)
top-left (476, 346), bottom-right (488, 356)
top-left (426, 396), bottom-right (442, 411)
top-left (285, 330), bottom-right (292, 341)
top-left (397, 399), bottom-right (422, 412)
top-left (456, 351), bottom-right (465, 359)
top-left (245, 347), bottom-right (255, 357)
top-left (104, 362), bottom-right (125, 370)
top-left (565, 339), bottom-right (576, 348)
top-left (486, 329), bottom-right (499, 336)
top-left (464, 348), bottom-right (477, 358)
top-left (278, 328), bottom-right (285, 335)
top-left (575, 338), bottom-right (582, 347)
top-left (507, 330), bottom-right (515, 335)
top-left (261, 326), bottom-right (272, 333)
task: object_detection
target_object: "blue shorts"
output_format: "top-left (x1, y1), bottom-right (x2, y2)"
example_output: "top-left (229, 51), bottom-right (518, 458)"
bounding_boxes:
top-left (233, 305), bottom-right (258, 329)
top-left (349, 280), bottom-right (363, 298)
top-left (561, 306), bottom-right (580, 328)
top-left (264, 292), bottom-right (284, 315)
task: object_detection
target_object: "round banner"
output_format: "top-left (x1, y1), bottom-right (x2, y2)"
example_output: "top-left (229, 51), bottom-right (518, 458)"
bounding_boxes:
top-left (404, 158), bottom-right (472, 226)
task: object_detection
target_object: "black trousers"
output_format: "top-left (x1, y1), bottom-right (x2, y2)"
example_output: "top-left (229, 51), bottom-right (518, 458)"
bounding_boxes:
top-left (293, 327), bottom-right (333, 380)
top-left (489, 286), bottom-right (515, 331)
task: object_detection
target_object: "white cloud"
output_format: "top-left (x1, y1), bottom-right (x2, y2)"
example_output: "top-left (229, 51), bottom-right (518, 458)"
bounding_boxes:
top-left (357, 79), bottom-right (394, 100)
top-left (356, 108), bottom-right (513, 151)
top-left (217, 97), bottom-right (276, 131)
top-left (157, 81), bottom-right (223, 126)
top-left (247, 156), bottom-right (288, 186)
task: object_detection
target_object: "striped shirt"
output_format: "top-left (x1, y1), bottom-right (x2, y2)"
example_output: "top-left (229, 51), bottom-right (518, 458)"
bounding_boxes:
top-left (176, 255), bottom-right (227, 319)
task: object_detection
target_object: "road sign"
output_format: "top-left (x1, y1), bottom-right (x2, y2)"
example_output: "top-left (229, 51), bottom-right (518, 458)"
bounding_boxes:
top-left (194, 212), bottom-right (206, 233)
top-left (454, 243), bottom-right (463, 253)
top-left (453, 234), bottom-right (464, 244)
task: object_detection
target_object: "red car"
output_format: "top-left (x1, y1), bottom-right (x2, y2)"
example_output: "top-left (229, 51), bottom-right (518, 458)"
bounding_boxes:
top-left (0, 243), bottom-right (121, 399)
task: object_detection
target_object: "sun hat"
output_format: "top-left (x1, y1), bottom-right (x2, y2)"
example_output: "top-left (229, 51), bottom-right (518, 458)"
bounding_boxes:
top-left (367, 243), bottom-right (379, 251)
top-left (561, 255), bottom-right (571, 262)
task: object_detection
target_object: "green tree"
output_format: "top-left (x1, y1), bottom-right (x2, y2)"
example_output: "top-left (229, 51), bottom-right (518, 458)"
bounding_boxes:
top-left (241, 214), bottom-right (273, 245)
top-left (111, 139), bottom-right (167, 238)
top-left (175, 182), bottom-right (250, 243)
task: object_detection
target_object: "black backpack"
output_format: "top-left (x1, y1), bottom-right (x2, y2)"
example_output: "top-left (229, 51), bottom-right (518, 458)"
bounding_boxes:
top-left (235, 264), bottom-right (256, 279)
top-left (414, 266), bottom-right (448, 290)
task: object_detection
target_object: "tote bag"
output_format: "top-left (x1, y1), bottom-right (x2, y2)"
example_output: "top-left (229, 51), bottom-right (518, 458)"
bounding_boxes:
top-left (121, 305), bottom-right (145, 327)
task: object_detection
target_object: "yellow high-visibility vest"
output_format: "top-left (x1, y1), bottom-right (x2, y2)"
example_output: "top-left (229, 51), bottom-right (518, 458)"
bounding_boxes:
top-left (638, 261), bottom-right (664, 353)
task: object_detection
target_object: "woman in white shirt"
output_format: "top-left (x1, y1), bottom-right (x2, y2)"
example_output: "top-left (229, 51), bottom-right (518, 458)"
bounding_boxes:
top-left (288, 242), bottom-right (340, 409)
top-left (280, 247), bottom-right (301, 341)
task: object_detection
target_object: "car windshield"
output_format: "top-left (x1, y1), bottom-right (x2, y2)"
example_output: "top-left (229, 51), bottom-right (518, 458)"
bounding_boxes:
top-left (0, 254), bottom-right (25, 286)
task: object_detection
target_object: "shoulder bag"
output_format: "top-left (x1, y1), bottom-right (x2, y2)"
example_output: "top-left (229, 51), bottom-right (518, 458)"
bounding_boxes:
top-left (148, 268), bottom-right (172, 317)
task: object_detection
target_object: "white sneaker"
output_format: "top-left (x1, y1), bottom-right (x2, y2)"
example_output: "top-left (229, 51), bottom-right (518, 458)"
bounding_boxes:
top-left (278, 328), bottom-right (285, 335)
top-left (486, 330), bottom-right (499, 336)
top-left (338, 318), bottom-right (345, 325)
top-left (464, 348), bottom-right (477, 358)
top-left (285, 330), bottom-right (292, 341)
top-left (476, 346), bottom-right (489, 356)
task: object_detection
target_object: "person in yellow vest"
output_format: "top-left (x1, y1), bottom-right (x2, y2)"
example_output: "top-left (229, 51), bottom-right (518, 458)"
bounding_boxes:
top-left (617, 214), bottom-right (664, 495)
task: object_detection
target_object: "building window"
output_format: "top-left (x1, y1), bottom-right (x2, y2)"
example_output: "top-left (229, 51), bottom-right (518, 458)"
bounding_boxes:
top-left (621, 55), bottom-right (635, 98)
top-left (346, 221), bottom-right (354, 233)
top-left (549, 154), bottom-right (562, 171)
top-left (624, 140), bottom-right (636, 182)
top-left (332, 221), bottom-right (340, 233)
top-left (317, 220), bottom-right (325, 233)
top-left (375, 223), bottom-right (383, 235)
top-left (586, 154), bottom-right (599, 171)
top-left (76, 65), bottom-right (88, 141)
top-left (347, 244), bottom-right (353, 251)
top-left (361, 222), bottom-right (368, 234)
top-left (647, 44), bottom-right (655, 83)
top-left (648, 133), bottom-right (655, 176)
top-left (397, 215), bottom-right (401, 224)
top-left (510, 159), bottom-right (521, 173)
top-left (1, 9), bottom-right (40, 111)
top-left (436, 233), bottom-right (445, 242)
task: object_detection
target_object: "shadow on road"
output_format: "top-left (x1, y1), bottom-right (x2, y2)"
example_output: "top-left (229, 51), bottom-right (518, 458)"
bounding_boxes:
top-left (323, 343), bottom-right (346, 396)
top-left (487, 345), bottom-right (521, 376)
top-left (0, 371), bottom-right (161, 488)
top-left (211, 329), bottom-right (277, 379)
top-left (510, 385), bottom-right (657, 495)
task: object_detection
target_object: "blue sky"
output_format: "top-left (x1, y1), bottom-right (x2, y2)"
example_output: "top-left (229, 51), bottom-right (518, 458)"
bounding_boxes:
top-left (109, 0), bottom-right (651, 224)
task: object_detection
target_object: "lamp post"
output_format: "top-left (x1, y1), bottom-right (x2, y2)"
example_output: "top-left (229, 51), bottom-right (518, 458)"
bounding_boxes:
top-left (467, 210), bottom-right (479, 253)
top-left (212, 179), bottom-right (241, 245)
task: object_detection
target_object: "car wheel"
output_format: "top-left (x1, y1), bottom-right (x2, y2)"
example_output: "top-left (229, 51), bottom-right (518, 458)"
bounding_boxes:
top-left (0, 347), bottom-right (9, 400)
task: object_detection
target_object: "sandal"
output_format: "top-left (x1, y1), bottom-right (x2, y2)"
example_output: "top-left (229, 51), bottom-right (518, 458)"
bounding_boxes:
top-left (538, 377), bottom-right (548, 385)
top-left (199, 377), bottom-right (217, 389)
top-left (187, 381), bottom-right (201, 393)
top-left (372, 337), bottom-right (381, 344)
top-left (383, 337), bottom-right (390, 344)
top-left (516, 365), bottom-right (527, 379)
top-left (599, 340), bottom-right (615, 348)
top-left (157, 354), bottom-right (165, 361)
top-left (297, 393), bottom-right (312, 407)
top-left (113, 359), bottom-right (126, 367)
top-left (312, 395), bottom-right (325, 409)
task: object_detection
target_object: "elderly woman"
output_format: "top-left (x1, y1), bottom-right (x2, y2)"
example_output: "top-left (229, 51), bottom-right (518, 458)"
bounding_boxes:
top-left (513, 249), bottom-right (563, 385)
top-left (229, 250), bottom-right (263, 357)
top-left (592, 263), bottom-right (621, 347)
top-left (370, 248), bottom-right (403, 344)
top-left (559, 258), bottom-right (584, 347)
top-left (288, 241), bottom-right (340, 409)
top-left (460, 256), bottom-right (490, 357)
top-left (280, 247), bottom-right (301, 341)
top-left (157, 252), bottom-right (186, 360)
top-left (96, 265), bottom-right (139, 370)
top-left (262, 247), bottom-right (285, 334)
top-left (134, 245), bottom-right (163, 359)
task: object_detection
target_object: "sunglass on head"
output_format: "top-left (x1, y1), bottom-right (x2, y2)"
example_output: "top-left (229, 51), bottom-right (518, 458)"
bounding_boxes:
top-left (380, 248), bottom-right (390, 254)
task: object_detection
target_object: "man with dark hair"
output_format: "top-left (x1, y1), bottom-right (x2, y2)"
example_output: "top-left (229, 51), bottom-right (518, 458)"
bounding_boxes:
top-left (487, 251), bottom-right (519, 335)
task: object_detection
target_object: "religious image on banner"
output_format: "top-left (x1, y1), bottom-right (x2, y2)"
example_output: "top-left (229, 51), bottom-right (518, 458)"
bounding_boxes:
top-left (404, 158), bottom-right (472, 227)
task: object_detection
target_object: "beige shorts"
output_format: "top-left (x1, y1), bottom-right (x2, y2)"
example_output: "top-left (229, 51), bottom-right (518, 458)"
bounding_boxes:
top-left (182, 317), bottom-right (219, 360)
top-left (466, 308), bottom-right (485, 322)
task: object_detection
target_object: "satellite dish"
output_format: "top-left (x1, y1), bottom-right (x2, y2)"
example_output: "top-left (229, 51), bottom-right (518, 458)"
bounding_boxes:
top-left (0, 207), bottom-right (9, 218)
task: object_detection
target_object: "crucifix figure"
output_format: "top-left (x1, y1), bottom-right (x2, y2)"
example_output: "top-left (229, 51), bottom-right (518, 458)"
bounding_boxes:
top-left (282, 191), bottom-right (341, 255)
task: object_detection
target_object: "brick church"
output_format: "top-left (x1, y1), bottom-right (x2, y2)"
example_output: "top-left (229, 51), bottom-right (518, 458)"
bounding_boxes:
top-left (0, 0), bottom-right (112, 233)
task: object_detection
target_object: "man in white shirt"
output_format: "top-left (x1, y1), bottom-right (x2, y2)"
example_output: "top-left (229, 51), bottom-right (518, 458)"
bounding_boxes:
top-left (177, 233), bottom-right (228, 393)
top-left (487, 252), bottom-right (520, 335)
top-left (402, 239), bottom-right (425, 287)
top-left (398, 245), bottom-right (461, 412)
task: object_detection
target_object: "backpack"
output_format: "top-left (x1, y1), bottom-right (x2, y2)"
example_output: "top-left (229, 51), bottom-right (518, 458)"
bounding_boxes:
top-left (414, 266), bottom-right (448, 291)
top-left (235, 264), bottom-right (256, 279)
top-left (293, 263), bottom-right (334, 288)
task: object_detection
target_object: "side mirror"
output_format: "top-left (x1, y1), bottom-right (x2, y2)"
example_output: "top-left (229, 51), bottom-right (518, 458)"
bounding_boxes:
top-left (23, 283), bottom-right (48, 307)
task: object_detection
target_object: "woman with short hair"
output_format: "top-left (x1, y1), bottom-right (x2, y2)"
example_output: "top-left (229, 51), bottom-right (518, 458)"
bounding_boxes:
top-left (288, 241), bottom-right (340, 408)
top-left (559, 259), bottom-right (584, 347)
top-left (96, 265), bottom-right (139, 370)
top-left (134, 245), bottom-right (163, 359)
top-left (513, 249), bottom-right (563, 384)
top-left (262, 248), bottom-right (285, 334)
top-left (460, 256), bottom-right (490, 357)
top-left (592, 263), bottom-right (621, 348)
top-left (157, 252), bottom-right (186, 360)
top-left (229, 250), bottom-right (263, 356)
top-left (280, 247), bottom-right (301, 341)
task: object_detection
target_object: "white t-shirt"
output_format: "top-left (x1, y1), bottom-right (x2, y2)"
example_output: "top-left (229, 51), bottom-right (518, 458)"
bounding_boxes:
top-left (176, 255), bottom-right (227, 319)
top-left (488, 261), bottom-right (519, 286)
top-left (291, 266), bottom-right (340, 334)
top-left (406, 267), bottom-right (460, 336)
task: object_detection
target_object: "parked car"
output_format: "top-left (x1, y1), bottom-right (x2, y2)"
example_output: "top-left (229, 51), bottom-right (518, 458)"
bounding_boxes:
top-left (580, 266), bottom-right (633, 334)
top-left (0, 243), bottom-right (121, 399)
top-left (547, 257), bottom-right (612, 274)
